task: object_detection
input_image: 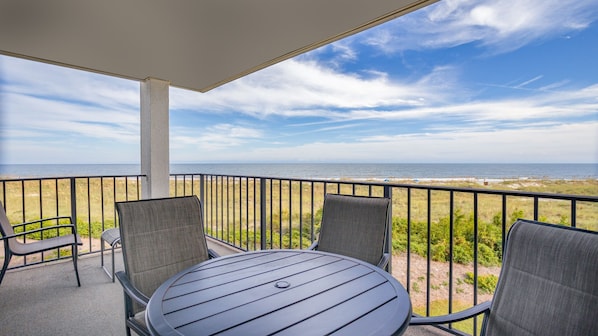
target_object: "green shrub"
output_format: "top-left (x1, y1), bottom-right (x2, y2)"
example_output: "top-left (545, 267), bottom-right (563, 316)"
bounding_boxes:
top-left (391, 208), bottom-right (510, 266)
top-left (464, 272), bottom-right (498, 294)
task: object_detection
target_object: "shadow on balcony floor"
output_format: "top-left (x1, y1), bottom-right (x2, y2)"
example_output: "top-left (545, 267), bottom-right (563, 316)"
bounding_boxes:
top-left (0, 243), bottom-right (450, 336)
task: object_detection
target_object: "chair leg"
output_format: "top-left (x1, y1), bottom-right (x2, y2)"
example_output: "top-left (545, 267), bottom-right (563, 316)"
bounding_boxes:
top-left (111, 243), bottom-right (116, 283)
top-left (0, 249), bottom-right (12, 286)
top-left (100, 235), bottom-right (105, 268)
top-left (72, 243), bottom-right (81, 287)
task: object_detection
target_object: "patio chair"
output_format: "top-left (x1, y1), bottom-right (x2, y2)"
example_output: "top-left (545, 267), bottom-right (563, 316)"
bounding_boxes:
top-left (309, 193), bottom-right (391, 268)
top-left (410, 219), bottom-right (598, 336)
top-left (114, 196), bottom-right (219, 336)
top-left (0, 202), bottom-right (82, 287)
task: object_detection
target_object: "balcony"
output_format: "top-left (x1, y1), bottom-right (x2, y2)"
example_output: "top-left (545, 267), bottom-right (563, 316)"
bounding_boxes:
top-left (1, 173), bottom-right (596, 335)
top-left (0, 242), bottom-right (450, 336)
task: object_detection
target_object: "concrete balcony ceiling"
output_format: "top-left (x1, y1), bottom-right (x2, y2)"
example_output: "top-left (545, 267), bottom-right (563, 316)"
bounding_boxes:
top-left (0, 0), bottom-right (436, 92)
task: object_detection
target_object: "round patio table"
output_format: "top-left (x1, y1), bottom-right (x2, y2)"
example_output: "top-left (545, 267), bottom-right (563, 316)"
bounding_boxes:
top-left (146, 249), bottom-right (411, 336)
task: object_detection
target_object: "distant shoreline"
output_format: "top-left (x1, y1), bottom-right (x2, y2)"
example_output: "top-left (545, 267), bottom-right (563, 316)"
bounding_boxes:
top-left (0, 163), bottom-right (596, 180)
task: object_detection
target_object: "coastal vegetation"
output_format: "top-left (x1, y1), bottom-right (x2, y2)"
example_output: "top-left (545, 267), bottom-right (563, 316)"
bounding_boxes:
top-left (1, 177), bottom-right (596, 252)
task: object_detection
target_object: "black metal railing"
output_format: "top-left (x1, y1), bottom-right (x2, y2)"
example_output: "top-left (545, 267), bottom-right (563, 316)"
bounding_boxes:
top-left (0, 175), bottom-right (142, 267)
top-left (173, 173), bottom-right (598, 336)
top-left (2, 173), bottom-right (597, 335)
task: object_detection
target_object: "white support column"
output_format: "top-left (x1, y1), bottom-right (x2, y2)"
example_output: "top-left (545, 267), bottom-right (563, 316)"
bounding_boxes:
top-left (140, 77), bottom-right (170, 199)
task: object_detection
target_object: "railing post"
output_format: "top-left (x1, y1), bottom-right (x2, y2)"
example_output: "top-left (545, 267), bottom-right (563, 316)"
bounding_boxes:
top-left (384, 185), bottom-right (392, 273)
top-left (260, 178), bottom-right (267, 250)
top-left (70, 177), bottom-right (77, 227)
top-left (571, 200), bottom-right (577, 227)
top-left (199, 174), bottom-right (205, 206)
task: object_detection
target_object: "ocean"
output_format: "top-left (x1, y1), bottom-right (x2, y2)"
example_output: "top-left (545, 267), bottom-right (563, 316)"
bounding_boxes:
top-left (0, 163), bottom-right (596, 180)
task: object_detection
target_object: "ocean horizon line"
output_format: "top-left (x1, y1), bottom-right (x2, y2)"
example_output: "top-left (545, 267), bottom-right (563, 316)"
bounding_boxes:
top-left (0, 163), bottom-right (596, 180)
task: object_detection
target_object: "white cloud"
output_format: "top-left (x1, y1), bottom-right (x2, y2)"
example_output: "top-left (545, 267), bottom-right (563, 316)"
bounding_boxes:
top-left (1, 57), bottom-right (139, 134)
top-left (171, 124), bottom-right (264, 153)
top-left (171, 59), bottom-right (457, 119)
top-left (5, 53), bottom-right (596, 164)
top-left (361, 0), bottom-right (598, 54)
top-left (2, 0), bottom-right (597, 165)
top-left (186, 121), bottom-right (597, 164)
top-left (2, 56), bottom-right (139, 111)
top-left (2, 91), bottom-right (138, 143)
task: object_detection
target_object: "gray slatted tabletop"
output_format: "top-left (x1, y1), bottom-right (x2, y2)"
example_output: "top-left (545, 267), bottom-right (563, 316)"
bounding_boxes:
top-left (146, 250), bottom-right (411, 336)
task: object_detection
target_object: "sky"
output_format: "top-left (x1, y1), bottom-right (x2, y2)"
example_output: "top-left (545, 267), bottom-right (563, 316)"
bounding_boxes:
top-left (1, 0), bottom-right (598, 165)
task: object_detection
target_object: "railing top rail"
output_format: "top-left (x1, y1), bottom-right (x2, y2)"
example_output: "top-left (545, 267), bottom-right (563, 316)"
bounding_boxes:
top-left (0, 174), bottom-right (147, 182)
top-left (3, 173), bottom-right (595, 202)
top-left (185, 173), bottom-right (598, 202)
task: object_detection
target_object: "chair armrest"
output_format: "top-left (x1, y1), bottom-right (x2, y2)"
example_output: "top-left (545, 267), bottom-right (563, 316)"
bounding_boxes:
top-left (308, 241), bottom-right (318, 250)
top-left (1, 224), bottom-right (78, 240)
top-left (410, 301), bottom-right (492, 325)
top-left (208, 249), bottom-right (220, 259)
top-left (12, 216), bottom-right (73, 228)
top-left (115, 271), bottom-right (150, 307)
top-left (377, 252), bottom-right (390, 269)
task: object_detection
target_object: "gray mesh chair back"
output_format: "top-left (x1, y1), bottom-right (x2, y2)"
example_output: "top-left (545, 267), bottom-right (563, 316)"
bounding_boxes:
top-left (314, 194), bottom-right (390, 267)
top-left (116, 196), bottom-right (211, 335)
top-left (484, 220), bottom-right (598, 335)
top-left (410, 219), bottom-right (598, 336)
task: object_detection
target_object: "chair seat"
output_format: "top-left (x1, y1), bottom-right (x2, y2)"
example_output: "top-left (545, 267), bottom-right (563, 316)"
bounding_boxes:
top-left (10, 234), bottom-right (82, 256)
top-left (101, 228), bottom-right (121, 282)
top-left (133, 310), bottom-right (147, 330)
top-left (101, 228), bottom-right (121, 246)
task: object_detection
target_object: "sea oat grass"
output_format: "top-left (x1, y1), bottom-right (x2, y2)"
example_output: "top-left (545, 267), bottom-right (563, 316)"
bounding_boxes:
top-left (2, 177), bottom-right (596, 242)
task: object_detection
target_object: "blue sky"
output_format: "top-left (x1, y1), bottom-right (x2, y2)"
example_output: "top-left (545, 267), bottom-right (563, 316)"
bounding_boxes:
top-left (1, 0), bottom-right (598, 164)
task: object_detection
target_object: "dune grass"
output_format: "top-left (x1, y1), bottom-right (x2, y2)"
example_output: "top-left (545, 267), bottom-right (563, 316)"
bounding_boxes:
top-left (1, 177), bottom-right (596, 245)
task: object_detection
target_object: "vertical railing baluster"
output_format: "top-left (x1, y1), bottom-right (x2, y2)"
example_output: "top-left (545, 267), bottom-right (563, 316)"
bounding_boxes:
top-left (571, 200), bottom-right (577, 227)
top-left (534, 195), bottom-right (539, 220)
top-left (502, 194), bottom-right (507, 252)
top-left (406, 187), bottom-right (411, 296)
top-left (253, 177), bottom-right (257, 250)
top-left (37, 179), bottom-right (42, 219)
top-left (227, 176), bottom-right (231, 245)
top-left (310, 182), bottom-right (315, 245)
top-left (238, 176), bottom-right (241, 248)
top-left (426, 189), bottom-right (431, 316)
top-left (384, 185), bottom-right (392, 273)
top-left (473, 192), bottom-right (479, 335)
top-left (218, 176), bottom-right (224, 239)
top-left (288, 180), bottom-right (292, 248)
top-left (247, 177), bottom-right (250, 250)
top-left (299, 181), bottom-right (303, 249)
top-left (278, 179), bottom-right (282, 248)
top-left (54, 179), bottom-right (59, 219)
top-left (87, 177), bottom-right (92, 250)
top-left (268, 179), bottom-right (273, 249)
top-left (258, 178), bottom-right (265, 250)
top-left (20, 179), bottom-right (25, 223)
top-left (20, 179), bottom-right (27, 264)
top-left (70, 177), bottom-right (77, 238)
top-left (112, 177), bottom-right (117, 226)
top-left (37, 179), bottom-right (46, 261)
top-left (100, 178), bottom-right (105, 231)
top-left (214, 175), bottom-right (218, 239)
top-left (448, 191), bottom-right (454, 329)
